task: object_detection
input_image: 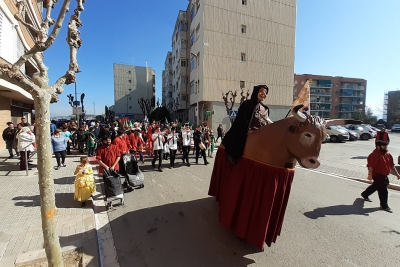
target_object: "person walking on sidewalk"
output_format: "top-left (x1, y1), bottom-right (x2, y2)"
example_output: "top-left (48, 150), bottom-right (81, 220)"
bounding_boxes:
top-left (361, 140), bottom-right (400, 213)
top-left (74, 156), bottom-right (96, 207)
top-left (2, 122), bottom-right (18, 158)
top-left (193, 125), bottom-right (209, 165)
top-left (152, 126), bottom-right (165, 172)
top-left (51, 129), bottom-right (67, 170)
top-left (17, 127), bottom-right (35, 170)
top-left (375, 127), bottom-right (389, 144)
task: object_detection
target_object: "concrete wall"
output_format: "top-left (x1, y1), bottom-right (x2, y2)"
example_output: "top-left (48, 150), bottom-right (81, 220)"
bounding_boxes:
top-left (0, 96), bottom-right (11, 149)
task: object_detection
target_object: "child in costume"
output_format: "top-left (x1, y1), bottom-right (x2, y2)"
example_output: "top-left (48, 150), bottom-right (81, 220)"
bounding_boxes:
top-left (209, 130), bottom-right (216, 158)
top-left (74, 156), bottom-right (96, 206)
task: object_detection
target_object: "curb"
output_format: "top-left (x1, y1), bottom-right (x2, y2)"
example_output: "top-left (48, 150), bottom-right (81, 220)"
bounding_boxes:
top-left (92, 177), bottom-right (120, 267)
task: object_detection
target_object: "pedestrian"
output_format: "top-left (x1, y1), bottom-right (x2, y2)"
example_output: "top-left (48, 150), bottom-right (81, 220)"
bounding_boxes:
top-left (96, 136), bottom-right (121, 176)
top-left (20, 117), bottom-right (30, 127)
top-left (375, 126), bottom-right (389, 144)
top-left (74, 125), bottom-right (86, 153)
top-left (51, 128), bottom-right (67, 170)
top-left (193, 125), bottom-right (209, 165)
top-left (167, 127), bottom-right (178, 168)
top-left (2, 122), bottom-right (18, 158)
top-left (151, 126), bottom-right (165, 172)
top-left (50, 120), bottom-right (57, 135)
top-left (216, 124), bottom-right (224, 142)
top-left (361, 140), bottom-right (400, 213)
top-left (73, 156), bottom-right (96, 207)
top-left (17, 127), bottom-right (35, 170)
top-left (181, 123), bottom-right (192, 167)
top-left (61, 127), bottom-right (72, 155)
top-left (209, 130), bottom-right (216, 158)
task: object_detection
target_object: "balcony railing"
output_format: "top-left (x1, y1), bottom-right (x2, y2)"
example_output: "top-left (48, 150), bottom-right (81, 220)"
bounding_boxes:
top-left (310, 90), bottom-right (331, 96)
top-left (310, 84), bottom-right (333, 88)
top-left (310, 99), bottom-right (332, 103)
top-left (340, 94), bottom-right (364, 97)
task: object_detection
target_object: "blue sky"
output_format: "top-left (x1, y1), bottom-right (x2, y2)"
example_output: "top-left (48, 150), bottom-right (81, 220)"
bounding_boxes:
top-left (46, 0), bottom-right (400, 118)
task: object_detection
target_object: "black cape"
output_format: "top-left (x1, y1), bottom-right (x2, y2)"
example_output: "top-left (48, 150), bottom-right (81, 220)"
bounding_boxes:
top-left (222, 100), bottom-right (269, 160)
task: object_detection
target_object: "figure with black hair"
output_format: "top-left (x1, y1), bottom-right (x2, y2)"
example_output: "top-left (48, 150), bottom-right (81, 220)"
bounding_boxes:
top-left (193, 125), bottom-right (209, 165)
top-left (167, 127), bottom-right (179, 168)
top-left (113, 130), bottom-right (130, 175)
top-left (2, 122), bottom-right (18, 158)
top-left (222, 85), bottom-right (272, 162)
top-left (152, 126), bottom-right (165, 172)
top-left (86, 127), bottom-right (96, 157)
top-left (181, 123), bottom-right (192, 167)
top-left (361, 140), bottom-right (400, 213)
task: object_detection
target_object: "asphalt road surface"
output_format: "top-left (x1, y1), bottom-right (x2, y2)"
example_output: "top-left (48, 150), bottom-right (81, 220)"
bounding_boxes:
top-left (107, 137), bottom-right (400, 267)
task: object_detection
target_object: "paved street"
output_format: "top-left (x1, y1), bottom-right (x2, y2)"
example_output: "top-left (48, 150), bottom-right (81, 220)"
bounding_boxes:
top-left (106, 136), bottom-right (400, 267)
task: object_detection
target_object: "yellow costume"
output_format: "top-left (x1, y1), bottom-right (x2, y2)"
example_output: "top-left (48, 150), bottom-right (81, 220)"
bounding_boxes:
top-left (74, 163), bottom-right (96, 202)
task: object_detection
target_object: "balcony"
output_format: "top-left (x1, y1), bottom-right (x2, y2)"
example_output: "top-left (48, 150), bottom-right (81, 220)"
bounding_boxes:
top-left (310, 84), bottom-right (332, 88)
top-left (310, 98), bottom-right (331, 103)
top-left (341, 85), bottom-right (364, 91)
top-left (310, 90), bottom-right (331, 96)
top-left (340, 93), bottom-right (364, 98)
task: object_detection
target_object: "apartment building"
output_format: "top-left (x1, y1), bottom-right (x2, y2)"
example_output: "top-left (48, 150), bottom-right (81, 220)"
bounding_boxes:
top-left (162, 52), bottom-right (173, 107)
top-left (113, 64), bottom-right (155, 121)
top-left (294, 74), bottom-right (367, 119)
top-left (385, 90), bottom-right (400, 125)
top-left (163, 0), bottom-right (296, 130)
top-left (0, 0), bottom-right (43, 149)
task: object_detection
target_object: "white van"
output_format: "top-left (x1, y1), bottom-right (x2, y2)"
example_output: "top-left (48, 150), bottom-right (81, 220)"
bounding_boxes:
top-left (326, 126), bottom-right (350, 142)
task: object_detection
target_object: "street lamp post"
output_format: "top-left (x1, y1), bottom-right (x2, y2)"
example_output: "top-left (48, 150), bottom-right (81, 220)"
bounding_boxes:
top-left (191, 52), bottom-right (199, 126)
top-left (126, 89), bottom-right (131, 117)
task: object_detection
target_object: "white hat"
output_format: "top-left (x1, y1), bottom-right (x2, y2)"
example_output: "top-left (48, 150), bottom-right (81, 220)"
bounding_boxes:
top-left (21, 127), bottom-right (31, 133)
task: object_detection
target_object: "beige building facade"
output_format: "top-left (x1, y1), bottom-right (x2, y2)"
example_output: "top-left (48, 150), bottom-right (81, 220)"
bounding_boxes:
top-left (113, 64), bottom-right (155, 121)
top-left (163, 0), bottom-right (297, 130)
top-left (0, 0), bottom-right (43, 149)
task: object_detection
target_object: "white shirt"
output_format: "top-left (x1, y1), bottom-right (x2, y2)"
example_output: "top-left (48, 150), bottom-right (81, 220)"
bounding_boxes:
top-left (182, 130), bottom-right (192, 146)
top-left (167, 133), bottom-right (178, 150)
top-left (152, 133), bottom-right (164, 150)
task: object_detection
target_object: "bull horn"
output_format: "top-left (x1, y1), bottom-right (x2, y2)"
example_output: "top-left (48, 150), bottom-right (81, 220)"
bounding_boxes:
top-left (325, 119), bottom-right (362, 127)
top-left (292, 104), bottom-right (307, 122)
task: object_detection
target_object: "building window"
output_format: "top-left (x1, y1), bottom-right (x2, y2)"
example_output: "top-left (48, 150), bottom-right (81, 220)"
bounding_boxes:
top-left (242, 0), bottom-right (247, 5)
top-left (301, 81), bottom-right (305, 85)
top-left (294, 89), bottom-right (297, 93)
top-left (128, 80), bottom-right (131, 83)
top-left (128, 71), bottom-right (131, 74)
top-left (241, 53), bottom-right (246, 62)
top-left (190, 81), bottom-right (195, 94)
top-left (191, 6), bottom-right (196, 20)
top-left (294, 80), bottom-right (298, 85)
top-left (129, 106), bottom-right (132, 109)
top-left (182, 76), bottom-right (187, 84)
top-left (241, 25), bottom-right (246, 34)
top-left (240, 81), bottom-right (245, 88)
top-left (191, 57), bottom-right (196, 70)
top-left (181, 95), bottom-right (187, 101)
top-left (129, 97), bottom-right (131, 100)
top-left (196, 24), bottom-right (200, 40)
top-left (191, 33), bottom-right (195, 46)
top-left (181, 59), bottom-right (187, 67)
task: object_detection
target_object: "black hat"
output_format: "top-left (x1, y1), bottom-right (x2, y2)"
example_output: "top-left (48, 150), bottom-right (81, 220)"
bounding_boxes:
top-left (117, 129), bottom-right (125, 136)
top-left (171, 127), bottom-right (176, 131)
top-left (375, 140), bottom-right (388, 146)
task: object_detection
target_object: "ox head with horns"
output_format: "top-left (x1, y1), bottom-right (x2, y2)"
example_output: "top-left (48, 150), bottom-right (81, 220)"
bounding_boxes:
top-left (287, 105), bottom-right (361, 169)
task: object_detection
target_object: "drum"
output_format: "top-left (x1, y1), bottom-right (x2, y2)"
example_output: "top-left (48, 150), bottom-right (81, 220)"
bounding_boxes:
top-left (199, 142), bottom-right (206, 150)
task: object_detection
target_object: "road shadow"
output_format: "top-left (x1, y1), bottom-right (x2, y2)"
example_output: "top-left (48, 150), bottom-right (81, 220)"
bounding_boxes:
top-left (12, 192), bottom-right (82, 208)
top-left (304, 198), bottom-right (381, 219)
top-left (53, 176), bottom-right (75, 184)
top-left (350, 156), bottom-right (368, 159)
top-left (108, 197), bottom-right (258, 267)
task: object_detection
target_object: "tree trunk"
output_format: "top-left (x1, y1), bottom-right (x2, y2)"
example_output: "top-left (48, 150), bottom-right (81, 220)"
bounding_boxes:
top-left (34, 93), bottom-right (64, 267)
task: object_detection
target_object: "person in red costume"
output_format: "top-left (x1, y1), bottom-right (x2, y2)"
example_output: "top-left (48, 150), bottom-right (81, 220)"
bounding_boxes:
top-left (147, 121), bottom-right (156, 156)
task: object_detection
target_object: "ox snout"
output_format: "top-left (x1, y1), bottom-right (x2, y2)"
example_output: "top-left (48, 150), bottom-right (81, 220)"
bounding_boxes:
top-left (300, 156), bottom-right (320, 169)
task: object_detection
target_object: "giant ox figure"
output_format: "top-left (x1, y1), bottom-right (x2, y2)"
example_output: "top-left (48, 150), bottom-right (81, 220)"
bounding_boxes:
top-left (208, 105), bottom-right (360, 251)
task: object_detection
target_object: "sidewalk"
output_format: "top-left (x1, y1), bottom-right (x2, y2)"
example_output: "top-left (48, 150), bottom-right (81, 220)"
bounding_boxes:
top-left (0, 149), bottom-right (100, 266)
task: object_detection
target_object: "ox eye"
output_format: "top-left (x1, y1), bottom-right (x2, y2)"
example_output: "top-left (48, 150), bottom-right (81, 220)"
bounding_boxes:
top-left (304, 133), bottom-right (312, 138)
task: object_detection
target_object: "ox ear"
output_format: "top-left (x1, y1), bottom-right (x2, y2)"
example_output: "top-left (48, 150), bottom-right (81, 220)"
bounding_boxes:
top-left (325, 119), bottom-right (362, 127)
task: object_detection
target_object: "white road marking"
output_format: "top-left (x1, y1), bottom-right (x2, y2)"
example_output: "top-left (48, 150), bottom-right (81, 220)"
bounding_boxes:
top-left (186, 171), bottom-right (203, 181)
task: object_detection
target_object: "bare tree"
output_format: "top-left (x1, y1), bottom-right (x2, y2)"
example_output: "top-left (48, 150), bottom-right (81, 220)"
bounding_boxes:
top-left (138, 97), bottom-right (147, 117)
top-left (239, 89), bottom-right (250, 107)
top-left (144, 98), bottom-right (154, 116)
top-left (0, 1), bottom-right (86, 266)
top-left (222, 90), bottom-right (238, 124)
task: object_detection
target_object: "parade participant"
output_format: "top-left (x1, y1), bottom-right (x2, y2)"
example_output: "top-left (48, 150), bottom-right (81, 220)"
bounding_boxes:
top-left (204, 128), bottom-right (211, 157)
top-left (2, 122), bottom-right (18, 158)
top-left (96, 136), bottom-right (121, 176)
top-left (151, 126), bottom-right (165, 172)
top-left (163, 127), bottom-right (170, 160)
top-left (112, 130), bottom-right (130, 175)
top-left (167, 127), bottom-right (179, 168)
top-left (193, 125), bottom-right (209, 165)
top-left (375, 126), bottom-right (389, 144)
top-left (17, 127), bottom-right (35, 170)
top-left (209, 130), bottom-right (216, 158)
top-left (86, 127), bottom-right (96, 157)
top-left (222, 85), bottom-right (272, 162)
top-left (181, 123), bottom-right (192, 167)
top-left (361, 140), bottom-right (400, 213)
top-left (51, 129), bottom-right (67, 170)
top-left (216, 124), bottom-right (224, 142)
top-left (134, 130), bottom-right (146, 163)
top-left (74, 125), bottom-right (86, 153)
top-left (73, 156), bottom-right (96, 207)
top-left (147, 121), bottom-right (156, 156)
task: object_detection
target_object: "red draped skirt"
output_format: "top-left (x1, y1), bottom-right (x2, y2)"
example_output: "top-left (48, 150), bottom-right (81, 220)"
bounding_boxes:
top-left (208, 147), bottom-right (295, 251)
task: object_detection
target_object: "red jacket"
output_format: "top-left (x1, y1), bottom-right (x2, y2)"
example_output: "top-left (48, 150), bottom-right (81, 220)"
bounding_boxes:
top-left (129, 134), bottom-right (139, 151)
top-left (367, 149), bottom-right (394, 176)
top-left (375, 131), bottom-right (389, 143)
top-left (112, 136), bottom-right (129, 154)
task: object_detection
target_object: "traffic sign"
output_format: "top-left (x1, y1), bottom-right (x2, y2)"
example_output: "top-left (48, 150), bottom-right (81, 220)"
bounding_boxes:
top-left (229, 110), bottom-right (238, 118)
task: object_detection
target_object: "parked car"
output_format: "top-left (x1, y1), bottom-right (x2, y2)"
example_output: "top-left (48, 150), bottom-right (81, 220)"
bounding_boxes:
top-left (391, 124), bottom-right (400, 132)
top-left (326, 125), bottom-right (349, 142)
top-left (376, 124), bottom-right (385, 130)
top-left (336, 126), bottom-right (359, 141)
top-left (322, 132), bottom-right (330, 143)
top-left (345, 125), bottom-right (374, 140)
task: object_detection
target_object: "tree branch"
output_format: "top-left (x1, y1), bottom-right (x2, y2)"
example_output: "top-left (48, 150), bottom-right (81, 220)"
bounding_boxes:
top-left (0, 62), bottom-right (40, 96)
top-left (14, 1), bottom-right (40, 35)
